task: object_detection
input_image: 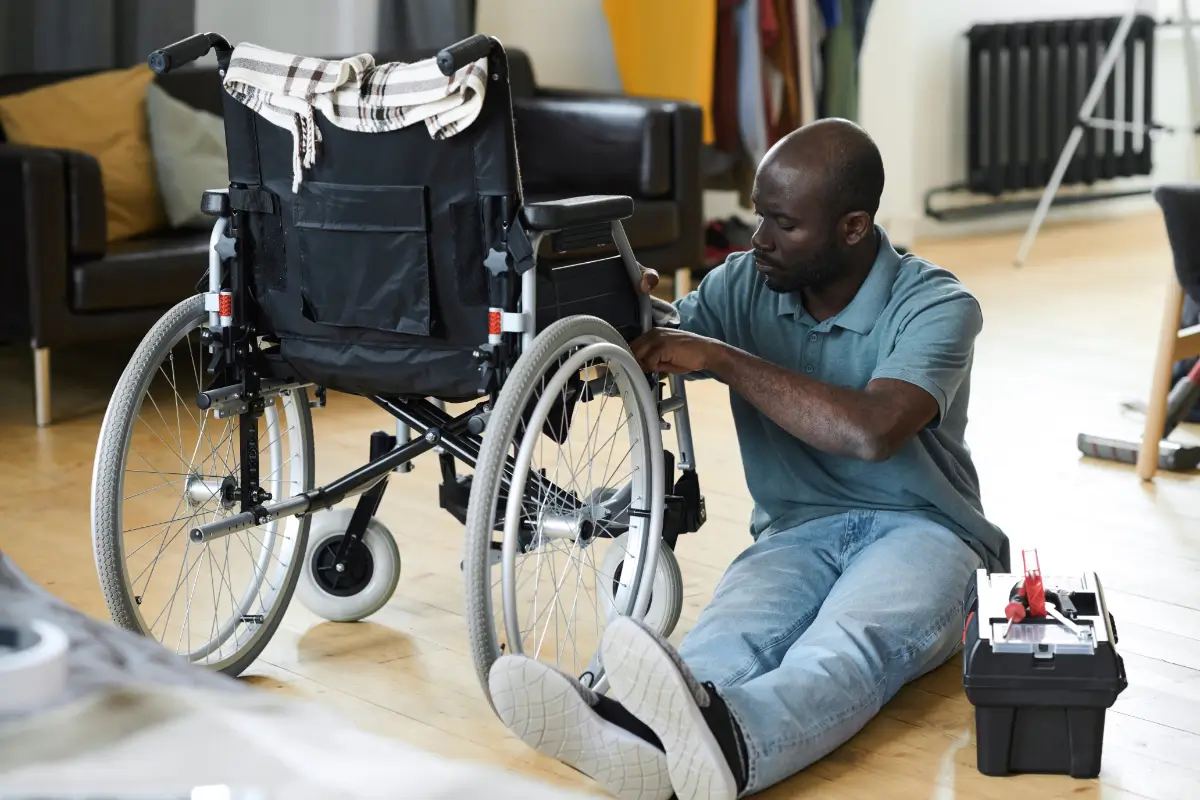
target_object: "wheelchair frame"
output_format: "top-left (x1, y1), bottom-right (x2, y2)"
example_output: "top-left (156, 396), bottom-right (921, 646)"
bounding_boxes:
top-left (164, 33), bottom-right (706, 592)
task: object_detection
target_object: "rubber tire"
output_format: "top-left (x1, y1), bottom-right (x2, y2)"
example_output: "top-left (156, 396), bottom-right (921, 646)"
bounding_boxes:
top-left (600, 533), bottom-right (684, 640)
top-left (297, 508), bottom-right (401, 623)
top-left (91, 294), bottom-right (315, 677)
top-left (463, 315), bottom-right (663, 702)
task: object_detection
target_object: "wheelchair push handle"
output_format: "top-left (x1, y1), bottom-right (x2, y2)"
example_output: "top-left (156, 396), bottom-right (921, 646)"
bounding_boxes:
top-left (436, 34), bottom-right (496, 76)
top-left (148, 32), bottom-right (232, 74)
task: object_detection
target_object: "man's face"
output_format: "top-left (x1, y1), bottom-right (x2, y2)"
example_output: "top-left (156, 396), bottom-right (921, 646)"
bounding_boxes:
top-left (749, 163), bottom-right (843, 294)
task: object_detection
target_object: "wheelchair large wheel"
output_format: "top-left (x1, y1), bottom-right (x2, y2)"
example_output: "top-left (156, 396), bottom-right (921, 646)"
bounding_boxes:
top-left (464, 316), bottom-right (665, 702)
top-left (92, 294), bottom-right (315, 676)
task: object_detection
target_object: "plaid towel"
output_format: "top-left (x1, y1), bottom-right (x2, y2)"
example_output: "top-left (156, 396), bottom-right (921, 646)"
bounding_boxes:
top-left (223, 43), bottom-right (488, 190)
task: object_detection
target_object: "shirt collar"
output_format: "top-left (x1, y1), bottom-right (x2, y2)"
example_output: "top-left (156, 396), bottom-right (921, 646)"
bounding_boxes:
top-left (775, 225), bottom-right (901, 335)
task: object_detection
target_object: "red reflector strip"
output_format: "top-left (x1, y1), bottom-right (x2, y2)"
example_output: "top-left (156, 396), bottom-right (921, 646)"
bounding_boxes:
top-left (488, 310), bottom-right (501, 336)
top-left (219, 292), bottom-right (233, 317)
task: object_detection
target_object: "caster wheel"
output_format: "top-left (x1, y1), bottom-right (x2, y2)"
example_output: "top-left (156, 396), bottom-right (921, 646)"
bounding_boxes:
top-left (600, 532), bottom-right (684, 638)
top-left (297, 508), bottom-right (400, 622)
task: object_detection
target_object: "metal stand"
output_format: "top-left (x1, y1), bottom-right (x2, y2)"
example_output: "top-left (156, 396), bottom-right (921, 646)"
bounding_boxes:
top-left (1015, 0), bottom-right (1200, 266)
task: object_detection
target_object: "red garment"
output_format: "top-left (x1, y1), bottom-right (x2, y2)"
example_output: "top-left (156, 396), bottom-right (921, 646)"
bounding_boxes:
top-left (762, 0), bottom-right (800, 144)
top-left (711, 0), bottom-right (742, 152)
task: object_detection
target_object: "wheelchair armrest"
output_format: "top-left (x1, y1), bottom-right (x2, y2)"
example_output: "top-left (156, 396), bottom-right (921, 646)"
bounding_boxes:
top-left (522, 195), bottom-right (634, 232)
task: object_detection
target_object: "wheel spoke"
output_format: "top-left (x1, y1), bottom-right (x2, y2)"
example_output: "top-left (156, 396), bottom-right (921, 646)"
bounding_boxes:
top-left (94, 298), bottom-right (312, 675)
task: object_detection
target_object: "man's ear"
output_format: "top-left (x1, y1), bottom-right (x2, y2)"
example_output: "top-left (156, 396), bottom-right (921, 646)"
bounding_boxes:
top-left (841, 211), bottom-right (872, 246)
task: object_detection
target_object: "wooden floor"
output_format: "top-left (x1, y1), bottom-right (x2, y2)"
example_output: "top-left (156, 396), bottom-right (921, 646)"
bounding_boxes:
top-left (3, 212), bottom-right (1199, 798)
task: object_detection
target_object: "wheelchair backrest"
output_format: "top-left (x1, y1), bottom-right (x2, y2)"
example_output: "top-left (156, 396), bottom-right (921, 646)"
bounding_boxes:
top-left (217, 47), bottom-right (523, 351)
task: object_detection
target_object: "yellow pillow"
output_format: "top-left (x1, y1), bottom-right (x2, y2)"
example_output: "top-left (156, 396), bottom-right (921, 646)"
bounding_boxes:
top-left (0, 64), bottom-right (167, 243)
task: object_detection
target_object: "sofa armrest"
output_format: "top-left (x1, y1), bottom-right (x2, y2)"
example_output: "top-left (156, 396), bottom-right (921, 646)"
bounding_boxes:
top-left (514, 95), bottom-right (675, 199)
top-left (57, 150), bottom-right (106, 259)
top-left (0, 144), bottom-right (70, 346)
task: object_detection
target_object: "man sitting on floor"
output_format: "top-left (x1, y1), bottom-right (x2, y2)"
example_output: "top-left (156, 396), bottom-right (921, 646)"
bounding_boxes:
top-left (486, 118), bottom-right (1010, 800)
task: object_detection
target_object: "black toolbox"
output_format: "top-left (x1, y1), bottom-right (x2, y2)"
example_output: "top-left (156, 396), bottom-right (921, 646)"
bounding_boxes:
top-left (962, 567), bottom-right (1127, 778)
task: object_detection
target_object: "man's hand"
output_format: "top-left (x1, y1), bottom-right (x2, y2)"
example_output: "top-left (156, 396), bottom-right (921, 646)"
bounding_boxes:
top-left (638, 264), bottom-right (659, 295)
top-left (631, 328), bottom-right (718, 375)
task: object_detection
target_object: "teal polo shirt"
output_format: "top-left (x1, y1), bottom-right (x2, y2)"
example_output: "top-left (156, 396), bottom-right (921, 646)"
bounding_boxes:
top-left (676, 226), bottom-right (1009, 572)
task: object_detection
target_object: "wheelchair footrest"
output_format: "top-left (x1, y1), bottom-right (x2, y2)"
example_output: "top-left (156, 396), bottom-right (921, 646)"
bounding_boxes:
top-left (438, 455), bottom-right (472, 526)
top-left (662, 468), bottom-right (705, 549)
top-left (439, 477), bottom-right (472, 526)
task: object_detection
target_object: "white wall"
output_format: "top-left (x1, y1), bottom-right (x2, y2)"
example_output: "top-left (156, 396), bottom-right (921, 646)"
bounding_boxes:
top-left (861, 0), bottom-right (1200, 243)
top-left (194, 0), bottom-right (379, 58)
top-left (475, 0), bottom-right (622, 91)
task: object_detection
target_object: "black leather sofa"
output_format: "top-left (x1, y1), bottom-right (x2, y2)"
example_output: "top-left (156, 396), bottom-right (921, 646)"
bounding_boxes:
top-left (0, 48), bottom-right (702, 426)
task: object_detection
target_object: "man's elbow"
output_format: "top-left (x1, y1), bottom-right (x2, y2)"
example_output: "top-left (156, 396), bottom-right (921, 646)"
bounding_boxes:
top-left (856, 434), bottom-right (896, 463)
top-left (854, 427), bottom-right (909, 463)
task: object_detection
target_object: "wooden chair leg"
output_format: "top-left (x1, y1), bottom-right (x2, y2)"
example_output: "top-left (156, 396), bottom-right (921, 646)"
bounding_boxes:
top-left (673, 267), bottom-right (692, 301)
top-left (1137, 278), bottom-right (1185, 481)
top-left (33, 347), bottom-right (51, 428)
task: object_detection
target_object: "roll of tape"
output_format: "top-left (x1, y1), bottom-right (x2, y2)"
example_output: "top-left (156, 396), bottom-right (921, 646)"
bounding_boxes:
top-left (0, 619), bottom-right (69, 714)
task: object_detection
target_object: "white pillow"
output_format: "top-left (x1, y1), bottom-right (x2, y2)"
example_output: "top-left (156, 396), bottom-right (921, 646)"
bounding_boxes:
top-left (145, 81), bottom-right (228, 229)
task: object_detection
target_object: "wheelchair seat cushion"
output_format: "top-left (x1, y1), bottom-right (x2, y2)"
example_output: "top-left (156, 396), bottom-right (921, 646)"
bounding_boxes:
top-left (522, 194), bottom-right (634, 231)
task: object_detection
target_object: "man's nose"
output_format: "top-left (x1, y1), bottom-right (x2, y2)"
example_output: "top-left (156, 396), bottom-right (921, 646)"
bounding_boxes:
top-left (751, 221), bottom-right (772, 252)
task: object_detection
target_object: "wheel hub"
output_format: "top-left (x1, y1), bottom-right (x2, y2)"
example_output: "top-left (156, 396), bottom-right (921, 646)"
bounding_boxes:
top-left (186, 474), bottom-right (237, 511)
top-left (312, 535), bottom-right (374, 597)
top-left (537, 507), bottom-right (607, 547)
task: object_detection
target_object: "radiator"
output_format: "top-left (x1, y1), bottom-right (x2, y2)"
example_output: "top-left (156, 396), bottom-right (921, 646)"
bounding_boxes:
top-left (965, 14), bottom-right (1157, 197)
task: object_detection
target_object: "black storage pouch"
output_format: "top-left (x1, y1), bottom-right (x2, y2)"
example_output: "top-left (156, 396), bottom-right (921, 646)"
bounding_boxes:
top-left (294, 181), bottom-right (432, 336)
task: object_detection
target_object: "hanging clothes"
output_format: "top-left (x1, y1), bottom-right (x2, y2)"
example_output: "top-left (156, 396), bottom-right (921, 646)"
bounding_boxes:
top-left (819, 0), bottom-right (873, 121)
top-left (793, 0), bottom-right (815, 124)
top-left (712, 0), bottom-right (742, 153)
top-left (822, 0), bottom-right (858, 120)
top-left (602, 0), bottom-right (718, 143)
top-left (735, 0), bottom-right (769, 164)
top-left (852, 0), bottom-right (874, 53)
top-left (763, 0), bottom-right (801, 142)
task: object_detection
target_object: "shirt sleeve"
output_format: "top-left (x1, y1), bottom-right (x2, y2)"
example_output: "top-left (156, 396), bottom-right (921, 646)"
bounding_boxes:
top-left (870, 292), bottom-right (983, 427)
top-left (674, 260), bottom-right (730, 342)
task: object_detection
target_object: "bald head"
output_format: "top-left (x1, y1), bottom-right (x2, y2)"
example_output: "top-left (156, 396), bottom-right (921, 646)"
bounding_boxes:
top-left (759, 118), bottom-right (885, 221)
top-left (748, 119), bottom-right (885, 294)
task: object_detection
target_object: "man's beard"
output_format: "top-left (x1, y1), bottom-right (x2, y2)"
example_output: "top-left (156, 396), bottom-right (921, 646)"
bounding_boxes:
top-left (757, 241), bottom-right (843, 294)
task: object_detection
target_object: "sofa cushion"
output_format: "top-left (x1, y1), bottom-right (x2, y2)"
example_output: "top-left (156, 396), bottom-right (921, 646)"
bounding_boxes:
top-left (71, 231), bottom-right (209, 312)
top-left (0, 64), bottom-right (167, 243)
top-left (146, 82), bottom-right (228, 229)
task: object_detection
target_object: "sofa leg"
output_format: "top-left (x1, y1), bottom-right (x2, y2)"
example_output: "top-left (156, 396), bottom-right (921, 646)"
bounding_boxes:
top-left (33, 347), bottom-right (51, 428)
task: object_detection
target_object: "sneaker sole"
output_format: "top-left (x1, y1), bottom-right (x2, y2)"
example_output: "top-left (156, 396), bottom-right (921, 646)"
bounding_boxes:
top-left (489, 656), bottom-right (674, 800)
top-left (602, 618), bottom-right (739, 800)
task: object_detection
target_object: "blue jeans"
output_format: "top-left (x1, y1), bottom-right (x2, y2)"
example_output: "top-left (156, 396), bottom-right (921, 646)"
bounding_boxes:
top-left (677, 510), bottom-right (982, 794)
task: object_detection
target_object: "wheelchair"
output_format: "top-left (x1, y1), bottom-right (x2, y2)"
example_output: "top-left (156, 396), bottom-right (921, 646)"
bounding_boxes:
top-left (89, 32), bottom-right (706, 701)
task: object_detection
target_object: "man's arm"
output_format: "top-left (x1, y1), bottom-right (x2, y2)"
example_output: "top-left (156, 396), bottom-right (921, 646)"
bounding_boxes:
top-left (632, 294), bottom-right (982, 462)
top-left (705, 346), bottom-right (936, 461)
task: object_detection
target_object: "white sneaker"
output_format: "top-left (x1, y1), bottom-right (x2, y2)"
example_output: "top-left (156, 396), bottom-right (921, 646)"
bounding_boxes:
top-left (488, 655), bottom-right (675, 800)
top-left (601, 617), bottom-right (746, 800)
